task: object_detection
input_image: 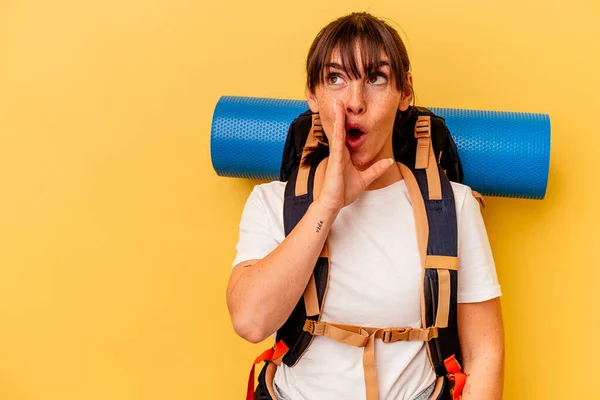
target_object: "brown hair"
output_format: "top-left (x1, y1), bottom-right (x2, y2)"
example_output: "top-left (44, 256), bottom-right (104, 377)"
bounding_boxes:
top-left (306, 12), bottom-right (413, 94)
top-left (300, 13), bottom-right (414, 168)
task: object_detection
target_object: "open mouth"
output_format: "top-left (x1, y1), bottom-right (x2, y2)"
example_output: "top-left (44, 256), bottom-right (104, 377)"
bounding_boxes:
top-left (345, 127), bottom-right (367, 150)
top-left (347, 128), bottom-right (365, 138)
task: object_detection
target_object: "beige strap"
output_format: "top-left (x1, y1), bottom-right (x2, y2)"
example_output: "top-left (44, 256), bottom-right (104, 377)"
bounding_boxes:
top-left (399, 163), bottom-right (435, 366)
top-left (302, 320), bottom-right (438, 346)
top-left (302, 239), bottom-right (329, 317)
top-left (414, 116), bottom-right (431, 169)
top-left (435, 269), bottom-right (451, 328)
top-left (303, 276), bottom-right (320, 318)
top-left (320, 240), bottom-right (329, 258)
top-left (426, 255), bottom-right (459, 271)
top-left (303, 320), bottom-right (369, 347)
top-left (398, 164), bottom-right (429, 272)
top-left (303, 320), bottom-right (438, 400)
top-left (264, 361), bottom-right (278, 398)
top-left (363, 333), bottom-right (378, 400)
top-left (312, 115), bottom-right (327, 146)
top-left (414, 116), bottom-right (442, 200)
top-left (431, 376), bottom-right (445, 398)
top-left (425, 143), bottom-right (442, 200)
top-left (295, 114), bottom-right (322, 196)
top-left (472, 190), bottom-right (486, 208)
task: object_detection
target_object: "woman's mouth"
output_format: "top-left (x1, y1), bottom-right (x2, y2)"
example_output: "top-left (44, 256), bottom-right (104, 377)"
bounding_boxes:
top-left (346, 127), bottom-right (367, 151)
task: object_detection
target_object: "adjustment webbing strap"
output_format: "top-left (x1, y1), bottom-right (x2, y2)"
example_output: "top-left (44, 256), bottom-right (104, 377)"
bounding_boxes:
top-left (435, 269), bottom-right (451, 328)
top-left (444, 355), bottom-right (467, 399)
top-left (296, 114), bottom-right (323, 196)
top-left (414, 116), bottom-right (442, 200)
top-left (303, 320), bottom-right (438, 400)
top-left (303, 275), bottom-right (320, 317)
top-left (399, 163), bottom-right (440, 365)
top-left (246, 341), bottom-right (289, 400)
top-left (426, 256), bottom-right (458, 329)
top-left (303, 239), bottom-right (329, 317)
top-left (426, 255), bottom-right (459, 270)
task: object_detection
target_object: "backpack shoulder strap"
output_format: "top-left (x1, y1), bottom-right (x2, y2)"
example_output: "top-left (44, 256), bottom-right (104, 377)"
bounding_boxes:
top-left (278, 113), bottom-right (330, 367)
top-left (400, 160), bottom-right (464, 397)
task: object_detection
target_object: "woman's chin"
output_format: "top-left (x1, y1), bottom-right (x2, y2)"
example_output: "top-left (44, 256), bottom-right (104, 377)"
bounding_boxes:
top-left (349, 152), bottom-right (372, 171)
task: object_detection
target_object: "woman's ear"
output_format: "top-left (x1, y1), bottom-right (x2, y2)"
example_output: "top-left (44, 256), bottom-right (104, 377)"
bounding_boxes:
top-left (306, 87), bottom-right (319, 113)
top-left (398, 72), bottom-right (414, 112)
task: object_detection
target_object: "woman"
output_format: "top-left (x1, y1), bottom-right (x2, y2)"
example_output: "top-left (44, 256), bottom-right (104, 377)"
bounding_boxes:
top-left (226, 12), bottom-right (504, 400)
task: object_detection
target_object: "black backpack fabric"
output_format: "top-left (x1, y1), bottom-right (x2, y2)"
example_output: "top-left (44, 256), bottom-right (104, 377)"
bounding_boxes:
top-left (279, 106), bottom-right (463, 184)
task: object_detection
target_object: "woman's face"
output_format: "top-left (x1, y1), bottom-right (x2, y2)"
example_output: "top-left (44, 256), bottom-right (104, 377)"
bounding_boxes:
top-left (307, 46), bottom-right (412, 170)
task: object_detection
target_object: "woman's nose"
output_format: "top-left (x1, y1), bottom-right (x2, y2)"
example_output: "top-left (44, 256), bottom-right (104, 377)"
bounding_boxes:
top-left (344, 82), bottom-right (366, 115)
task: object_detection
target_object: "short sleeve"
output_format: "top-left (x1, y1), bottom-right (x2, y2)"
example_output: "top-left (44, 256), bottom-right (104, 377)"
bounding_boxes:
top-left (231, 187), bottom-right (280, 269)
top-left (457, 189), bottom-right (502, 303)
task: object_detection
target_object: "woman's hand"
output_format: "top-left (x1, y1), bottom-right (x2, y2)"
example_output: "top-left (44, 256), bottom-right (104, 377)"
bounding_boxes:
top-left (316, 98), bottom-right (394, 213)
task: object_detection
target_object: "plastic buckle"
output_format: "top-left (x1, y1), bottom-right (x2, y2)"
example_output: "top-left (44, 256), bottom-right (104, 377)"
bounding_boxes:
top-left (303, 319), bottom-right (315, 334)
top-left (428, 327), bottom-right (439, 341)
top-left (382, 328), bottom-right (410, 343)
top-left (382, 329), bottom-right (392, 343)
top-left (414, 119), bottom-right (431, 139)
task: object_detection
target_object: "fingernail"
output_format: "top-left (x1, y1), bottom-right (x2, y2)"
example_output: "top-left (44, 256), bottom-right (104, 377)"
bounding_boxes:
top-left (389, 158), bottom-right (394, 165)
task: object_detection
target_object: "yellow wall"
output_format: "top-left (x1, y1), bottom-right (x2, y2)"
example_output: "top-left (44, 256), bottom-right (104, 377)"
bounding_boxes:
top-left (1, 1), bottom-right (598, 399)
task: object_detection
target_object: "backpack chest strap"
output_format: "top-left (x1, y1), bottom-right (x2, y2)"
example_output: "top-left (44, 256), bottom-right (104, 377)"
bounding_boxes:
top-left (303, 320), bottom-right (438, 400)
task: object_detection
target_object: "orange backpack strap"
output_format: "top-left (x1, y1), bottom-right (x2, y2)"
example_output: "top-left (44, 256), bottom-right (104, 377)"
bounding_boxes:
top-left (444, 355), bottom-right (467, 400)
top-left (246, 340), bottom-right (289, 400)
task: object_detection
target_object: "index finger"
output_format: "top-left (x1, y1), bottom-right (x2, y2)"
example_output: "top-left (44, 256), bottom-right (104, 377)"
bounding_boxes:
top-left (331, 98), bottom-right (346, 158)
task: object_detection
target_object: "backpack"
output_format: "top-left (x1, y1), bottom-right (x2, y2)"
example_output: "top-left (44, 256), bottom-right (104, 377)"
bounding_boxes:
top-left (280, 106), bottom-right (464, 184)
top-left (248, 107), bottom-right (468, 400)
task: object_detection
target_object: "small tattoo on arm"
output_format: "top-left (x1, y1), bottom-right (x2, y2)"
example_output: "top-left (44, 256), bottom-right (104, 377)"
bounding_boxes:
top-left (316, 220), bottom-right (324, 233)
top-left (243, 264), bottom-right (254, 268)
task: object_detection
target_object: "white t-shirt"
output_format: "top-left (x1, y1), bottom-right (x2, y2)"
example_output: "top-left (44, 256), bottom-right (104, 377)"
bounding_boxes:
top-left (232, 179), bottom-right (501, 400)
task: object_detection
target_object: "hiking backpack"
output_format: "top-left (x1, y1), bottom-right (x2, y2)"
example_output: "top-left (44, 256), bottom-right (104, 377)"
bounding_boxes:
top-left (248, 106), bottom-right (470, 400)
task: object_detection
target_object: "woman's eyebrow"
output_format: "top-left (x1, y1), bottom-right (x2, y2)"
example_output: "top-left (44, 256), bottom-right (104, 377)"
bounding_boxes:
top-left (325, 62), bottom-right (345, 70)
top-left (325, 60), bottom-right (391, 70)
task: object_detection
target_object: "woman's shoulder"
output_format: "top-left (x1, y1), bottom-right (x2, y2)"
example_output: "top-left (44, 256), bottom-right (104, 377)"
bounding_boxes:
top-left (251, 180), bottom-right (286, 198)
top-left (449, 181), bottom-right (473, 199)
top-left (448, 181), bottom-right (479, 214)
top-left (246, 180), bottom-right (287, 212)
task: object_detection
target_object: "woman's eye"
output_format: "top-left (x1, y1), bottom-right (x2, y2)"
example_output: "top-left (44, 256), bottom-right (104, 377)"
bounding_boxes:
top-left (368, 74), bottom-right (388, 85)
top-left (327, 74), bottom-right (344, 85)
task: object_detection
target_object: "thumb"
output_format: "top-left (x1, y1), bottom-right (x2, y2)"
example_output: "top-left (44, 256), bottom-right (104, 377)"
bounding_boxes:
top-left (360, 158), bottom-right (394, 188)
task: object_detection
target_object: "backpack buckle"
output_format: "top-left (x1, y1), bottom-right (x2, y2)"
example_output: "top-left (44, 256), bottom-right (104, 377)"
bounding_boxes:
top-left (428, 327), bottom-right (439, 341)
top-left (303, 319), bottom-right (315, 334)
top-left (414, 117), bottom-right (431, 139)
top-left (382, 328), bottom-right (410, 343)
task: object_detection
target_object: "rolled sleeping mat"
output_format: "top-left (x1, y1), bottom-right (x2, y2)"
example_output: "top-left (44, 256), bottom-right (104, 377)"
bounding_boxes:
top-left (211, 96), bottom-right (551, 199)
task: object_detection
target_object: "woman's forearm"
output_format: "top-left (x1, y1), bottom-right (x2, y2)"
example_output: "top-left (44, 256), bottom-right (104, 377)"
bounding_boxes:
top-left (227, 199), bottom-right (339, 343)
top-left (461, 351), bottom-right (504, 399)
top-left (457, 299), bottom-right (505, 399)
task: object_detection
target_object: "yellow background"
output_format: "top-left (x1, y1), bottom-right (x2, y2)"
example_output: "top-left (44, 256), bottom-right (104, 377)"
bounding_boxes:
top-left (1, 0), bottom-right (599, 399)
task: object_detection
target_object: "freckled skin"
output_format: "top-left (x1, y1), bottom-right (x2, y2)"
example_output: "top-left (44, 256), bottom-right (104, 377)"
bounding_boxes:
top-left (306, 45), bottom-right (413, 175)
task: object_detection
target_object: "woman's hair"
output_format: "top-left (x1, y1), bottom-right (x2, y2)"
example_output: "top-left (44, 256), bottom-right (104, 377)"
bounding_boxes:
top-left (306, 12), bottom-right (412, 94)
top-left (301, 12), bottom-right (414, 168)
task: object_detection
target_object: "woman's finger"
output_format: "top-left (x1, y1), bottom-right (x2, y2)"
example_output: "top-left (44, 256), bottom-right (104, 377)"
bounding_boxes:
top-left (359, 158), bottom-right (394, 188)
top-left (331, 98), bottom-right (345, 162)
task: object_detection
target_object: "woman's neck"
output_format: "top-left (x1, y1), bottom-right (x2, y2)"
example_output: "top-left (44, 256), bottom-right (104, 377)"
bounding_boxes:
top-left (365, 160), bottom-right (403, 190)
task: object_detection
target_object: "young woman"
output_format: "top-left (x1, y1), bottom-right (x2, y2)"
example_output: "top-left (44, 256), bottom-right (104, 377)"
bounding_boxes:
top-left (226, 12), bottom-right (504, 400)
